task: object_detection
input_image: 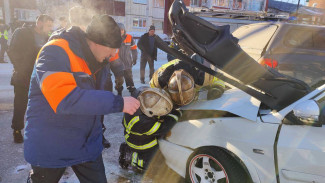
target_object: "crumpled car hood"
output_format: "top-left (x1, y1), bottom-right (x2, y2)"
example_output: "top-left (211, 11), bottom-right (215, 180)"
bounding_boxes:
top-left (181, 88), bottom-right (261, 121)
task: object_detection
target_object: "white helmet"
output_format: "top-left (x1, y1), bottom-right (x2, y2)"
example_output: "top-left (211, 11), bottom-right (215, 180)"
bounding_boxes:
top-left (138, 88), bottom-right (173, 117)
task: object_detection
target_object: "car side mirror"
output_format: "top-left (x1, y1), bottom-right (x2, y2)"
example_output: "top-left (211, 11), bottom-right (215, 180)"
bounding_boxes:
top-left (283, 100), bottom-right (322, 127)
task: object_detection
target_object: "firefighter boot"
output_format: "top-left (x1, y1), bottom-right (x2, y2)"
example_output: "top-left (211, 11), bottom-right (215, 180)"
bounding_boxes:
top-left (119, 142), bottom-right (132, 169)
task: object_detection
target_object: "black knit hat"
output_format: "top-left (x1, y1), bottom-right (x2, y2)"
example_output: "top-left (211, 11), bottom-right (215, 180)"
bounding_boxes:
top-left (149, 25), bottom-right (155, 31)
top-left (86, 15), bottom-right (122, 48)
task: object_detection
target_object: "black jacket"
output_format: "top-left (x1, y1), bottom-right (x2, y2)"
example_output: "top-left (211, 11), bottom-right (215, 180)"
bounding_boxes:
top-left (8, 26), bottom-right (48, 87)
top-left (123, 109), bottom-right (180, 152)
top-left (137, 33), bottom-right (157, 61)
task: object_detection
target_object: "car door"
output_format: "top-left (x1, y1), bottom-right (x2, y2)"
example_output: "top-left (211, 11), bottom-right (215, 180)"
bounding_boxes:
top-left (277, 90), bottom-right (325, 183)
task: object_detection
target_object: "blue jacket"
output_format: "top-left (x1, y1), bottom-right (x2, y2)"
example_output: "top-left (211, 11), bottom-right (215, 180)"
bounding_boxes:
top-left (24, 27), bottom-right (124, 168)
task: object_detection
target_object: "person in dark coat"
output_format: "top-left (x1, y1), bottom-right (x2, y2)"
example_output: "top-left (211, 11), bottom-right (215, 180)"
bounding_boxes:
top-left (137, 25), bottom-right (158, 84)
top-left (7, 14), bottom-right (54, 143)
top-left (25, 15), bottom-right (140, 183)
top-left (109, 23), bottom-right (138, 95)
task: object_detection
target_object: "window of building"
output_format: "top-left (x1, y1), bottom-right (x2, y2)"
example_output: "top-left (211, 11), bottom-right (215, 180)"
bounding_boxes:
top-left (213, 0), bottom-right (229, 8)
top-left (154, 0), bottom-right (164, 8)
top-left (152, 20), bottom-right (163, 30)
top-left (133, 0), bottom-right (147, 4)
top-left (133, 18), bottom-right (147, 28)
top-left (191, 0), bottom-right (199, 6)
top-left (14, 9), bottom-right (38, 22)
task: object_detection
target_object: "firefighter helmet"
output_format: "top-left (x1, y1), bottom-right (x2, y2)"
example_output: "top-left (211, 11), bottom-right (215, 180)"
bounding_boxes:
top-left (167, 69), bottom-right (195, 106)
top-left (138, 88), bottom-right (173, 117)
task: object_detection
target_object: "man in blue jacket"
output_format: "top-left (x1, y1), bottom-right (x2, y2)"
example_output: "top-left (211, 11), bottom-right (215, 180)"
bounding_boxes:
top-left (25, 15), bottom-right (140, 183)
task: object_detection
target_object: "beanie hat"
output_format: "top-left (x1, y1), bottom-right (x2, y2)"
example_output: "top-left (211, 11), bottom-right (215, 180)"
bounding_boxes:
top-left (149, 25), bottom-right (155, 31)
top-left (86, 15), bottom-right (122, 48)
top-left (117, 23), bottom-right (125, 31)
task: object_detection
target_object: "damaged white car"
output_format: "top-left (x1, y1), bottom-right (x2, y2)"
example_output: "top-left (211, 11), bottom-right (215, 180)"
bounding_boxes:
top-left (156, 1), bottom-right (325, 183)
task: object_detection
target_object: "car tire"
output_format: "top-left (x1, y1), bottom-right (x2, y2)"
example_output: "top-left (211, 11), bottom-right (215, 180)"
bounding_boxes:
top-left (185, 147), bottom-right (247, 183)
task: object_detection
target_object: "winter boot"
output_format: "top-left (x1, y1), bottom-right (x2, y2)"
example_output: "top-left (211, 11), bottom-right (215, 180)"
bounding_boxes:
top-left (13, 130), bottom-right (23, 143)
top-left (119, 142), bottom-right (132, 169)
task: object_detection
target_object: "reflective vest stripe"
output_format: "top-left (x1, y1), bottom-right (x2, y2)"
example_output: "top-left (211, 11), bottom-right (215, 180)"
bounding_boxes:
top-left (167, 114), bottom-right (178, 121)
top-left (138, 159), bottom-right (143, 168)
top-left (132, 152), bottom-right (138, 166)
top-left (125, 134), bottom-right (158, 150)
top-left (126, 116), bottom-right (139, 134)
top-left (0, 30), bottom-right (8, 40)
top-left (143, 122), bottom-right (161, 135)
top-left (4, 30), bottom-right (8, 40)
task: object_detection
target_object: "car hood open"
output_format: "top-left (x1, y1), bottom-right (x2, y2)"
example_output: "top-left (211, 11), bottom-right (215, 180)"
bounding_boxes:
top-left (181, 88), bottom-right (261, 121)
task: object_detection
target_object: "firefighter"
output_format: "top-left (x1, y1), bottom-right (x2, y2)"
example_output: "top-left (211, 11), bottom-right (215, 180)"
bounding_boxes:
top-left (119, 87), bottom-right (181, 172)
top-left (150, 59), bottom-right (225, 106)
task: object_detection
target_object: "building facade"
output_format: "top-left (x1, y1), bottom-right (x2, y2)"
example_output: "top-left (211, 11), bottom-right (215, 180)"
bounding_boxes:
top-left (0, 0), bottom-right (39, 25)
top-left (307, 0), bottom-right (325, 9)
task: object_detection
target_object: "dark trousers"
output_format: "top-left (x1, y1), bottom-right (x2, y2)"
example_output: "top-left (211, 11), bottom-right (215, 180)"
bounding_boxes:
top-left (27, 154), bottom-right (107, 183)
top-left (124, 69), bottom-right (135, 92)
top-left (140, 54), bottom-right (154, 82)
top-left (114, 71), bottom-right (124, 94)
top-left (104, 72), bottom-right (113, 92)
top-left (11, 85), bottom-right (29, 131)
top-left (0, 42), bottom-right (8, 62)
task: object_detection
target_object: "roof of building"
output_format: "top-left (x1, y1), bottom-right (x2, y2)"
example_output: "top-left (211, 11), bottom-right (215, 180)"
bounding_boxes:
top-left (268, 0), bottom-right (324, 15)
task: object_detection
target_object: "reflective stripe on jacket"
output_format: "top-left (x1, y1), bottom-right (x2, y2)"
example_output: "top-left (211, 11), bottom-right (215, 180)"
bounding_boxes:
top-left (24, 27), bottom-right (124, 168)
top-left (122, 109), bottom-right (179, 152)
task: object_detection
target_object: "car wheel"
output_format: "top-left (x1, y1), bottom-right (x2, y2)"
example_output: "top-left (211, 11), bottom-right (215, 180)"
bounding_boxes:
top-left (186, 147), bottom-right (247, 183)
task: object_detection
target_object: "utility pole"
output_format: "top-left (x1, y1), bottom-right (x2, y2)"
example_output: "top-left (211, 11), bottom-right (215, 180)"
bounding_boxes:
top-left (295, 0), bottom-right (301, 15)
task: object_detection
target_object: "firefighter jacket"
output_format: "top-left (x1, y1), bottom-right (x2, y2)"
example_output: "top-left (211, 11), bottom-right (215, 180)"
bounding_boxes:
top-left (150, 59), bottom-right (225, 90)
top-left (137, 33), bottom-right (157, 61)
top-left (24, 27), bottom-right (124, 168)
top-left (110, 33), bottom-right (137, 72)
top-left (7, 25), bottom-right (48, 88)
top-left (123, 109), bottom-right (181, 152)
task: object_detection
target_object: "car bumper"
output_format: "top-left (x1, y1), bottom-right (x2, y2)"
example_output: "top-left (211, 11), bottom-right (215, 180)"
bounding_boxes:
top-left (159, 139), bottom-right (194, 178)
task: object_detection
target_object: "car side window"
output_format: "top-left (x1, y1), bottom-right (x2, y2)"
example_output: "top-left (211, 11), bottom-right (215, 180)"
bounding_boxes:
top-left (284, 29), bottom-right (313, 49)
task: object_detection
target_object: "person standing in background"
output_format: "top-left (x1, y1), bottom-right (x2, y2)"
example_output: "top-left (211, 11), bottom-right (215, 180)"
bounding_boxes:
top-left (137, 25), bottom-right (158, 84)
top-left (7, 14), bottom-right (54, 143)
top-left (109, 23), bottom-right (137, 95)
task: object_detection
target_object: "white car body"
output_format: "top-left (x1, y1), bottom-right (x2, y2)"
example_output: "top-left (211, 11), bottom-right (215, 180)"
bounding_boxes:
top-left (159, 84), bottom-right (325, 183)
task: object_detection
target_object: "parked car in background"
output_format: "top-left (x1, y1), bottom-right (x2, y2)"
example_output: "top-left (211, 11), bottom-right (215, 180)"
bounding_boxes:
top-left (232, 23), bottom-right (325, 88)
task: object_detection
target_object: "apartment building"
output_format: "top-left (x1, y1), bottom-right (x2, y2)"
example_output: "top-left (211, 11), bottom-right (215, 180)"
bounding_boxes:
top-left (0, 0), bottom-right (39, 25)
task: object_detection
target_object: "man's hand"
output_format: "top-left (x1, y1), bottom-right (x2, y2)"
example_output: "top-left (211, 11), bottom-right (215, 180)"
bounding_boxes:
top-left (133, 59), bottom-right (137, 65)
top-left (123, 97), bottom-right (140, 115)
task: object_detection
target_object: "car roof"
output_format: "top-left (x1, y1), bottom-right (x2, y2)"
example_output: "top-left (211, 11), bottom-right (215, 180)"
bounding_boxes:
top-left (244, 22), bottom-right (325, 29)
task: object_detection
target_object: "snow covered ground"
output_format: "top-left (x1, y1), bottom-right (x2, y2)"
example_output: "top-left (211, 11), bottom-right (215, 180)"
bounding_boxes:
top-left (0, 51), bottom-right (183, 183)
